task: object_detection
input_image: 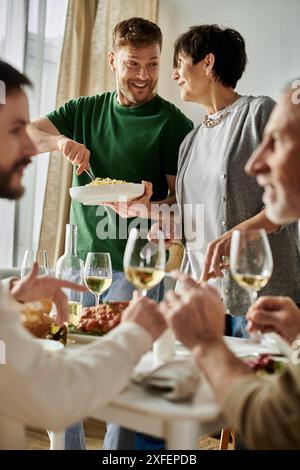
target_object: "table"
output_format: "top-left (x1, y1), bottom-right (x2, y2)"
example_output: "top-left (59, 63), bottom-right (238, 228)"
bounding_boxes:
top-left (49, 335), bottom-right (281, 450)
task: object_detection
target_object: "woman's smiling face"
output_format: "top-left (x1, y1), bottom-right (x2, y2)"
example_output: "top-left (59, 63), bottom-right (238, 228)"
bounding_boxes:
top-left (172, 52), bottom-right (210, 103)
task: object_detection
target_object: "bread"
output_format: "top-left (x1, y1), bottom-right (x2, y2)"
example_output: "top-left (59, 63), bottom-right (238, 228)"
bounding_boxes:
top-left (22, 299), bottom-right (53, 316)
top-left (21, 299), bottom-right (54, 338)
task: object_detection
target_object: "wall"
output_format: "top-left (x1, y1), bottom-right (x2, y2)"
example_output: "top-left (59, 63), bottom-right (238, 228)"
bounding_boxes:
top-left (157, 0), bottom-right (300, 124)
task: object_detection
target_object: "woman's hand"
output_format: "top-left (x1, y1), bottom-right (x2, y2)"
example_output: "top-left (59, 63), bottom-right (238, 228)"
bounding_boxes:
top-left (201, 232), bottom-right (232, 281)
top-left (101, 181), bottom-right (153, 218)
top-left (246, 296), bottom-right (300, 344)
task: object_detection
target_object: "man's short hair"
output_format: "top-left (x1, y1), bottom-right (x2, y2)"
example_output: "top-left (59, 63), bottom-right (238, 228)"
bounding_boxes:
top-left (0, 60), bottom-right (31, 103)
top-left (173, 24), bottom-right (247, 89)
top-left (112, 17), bottom-right (162, 51)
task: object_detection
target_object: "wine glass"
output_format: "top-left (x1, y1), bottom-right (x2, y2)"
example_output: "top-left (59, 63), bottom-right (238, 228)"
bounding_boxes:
top-left (21, 249), bottom-right (49, 278)
top-left (230, 229), bottom-right (273, 341)
top-left (84, 252), bottom-right (112, 306)
top-left (124, 228), bottom-right (170, 363)
top-left (123, 228), bottom-right (166, 296)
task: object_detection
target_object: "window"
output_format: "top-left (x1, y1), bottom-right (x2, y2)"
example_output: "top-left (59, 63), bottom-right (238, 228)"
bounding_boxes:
top-left (11, 0), bottom-right (68, 267)
top-left (0, 0), bottom-right (27, 267)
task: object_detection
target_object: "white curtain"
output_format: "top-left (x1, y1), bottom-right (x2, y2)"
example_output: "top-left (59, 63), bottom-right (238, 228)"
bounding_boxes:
top-left (39, 0), bottom-right (158, 267)
top-left (0, 0), bottom-right (27, 267)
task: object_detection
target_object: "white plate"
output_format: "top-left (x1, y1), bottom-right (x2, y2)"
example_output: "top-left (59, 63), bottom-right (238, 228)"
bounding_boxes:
top-left (176, 336), bottom-right (288, 359)
top-left (68, 333), bottom-right (103, 344)
top-left (224, 336), bottom-right (281, 356)
top-left (70, 183), bottom-right (144, 205)
top-left (261, 333), bottom-right (292, 357)
top-left (35, 338), bottom-right (64, 352)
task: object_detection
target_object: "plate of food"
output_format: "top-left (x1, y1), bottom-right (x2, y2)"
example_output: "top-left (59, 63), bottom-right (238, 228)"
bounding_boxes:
top-left (68, 301), bottom-right (130, 343)
top-left (69, 177), bottom-right (144, 205)
top-left (21, 299), bottom-right (68, 345)
top-left (242, 353), bottom-right (287, 376)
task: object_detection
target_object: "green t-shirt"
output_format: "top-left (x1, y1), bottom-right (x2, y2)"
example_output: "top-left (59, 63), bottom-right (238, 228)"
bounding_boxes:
top-left (47, 91), bottom-right (193, 270)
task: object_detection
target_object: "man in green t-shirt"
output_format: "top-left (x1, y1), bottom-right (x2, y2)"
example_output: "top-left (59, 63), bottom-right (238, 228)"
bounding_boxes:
top-left (27, 18), bottom-right (193, 450)
top-left (28, 17), bottom-right (192, 277)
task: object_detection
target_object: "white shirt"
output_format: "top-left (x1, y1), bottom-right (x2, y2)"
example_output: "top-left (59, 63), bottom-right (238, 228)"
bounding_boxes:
top-left (182, 96), bottom-right (248, 290)
top-left (0, 281), bottom-right (152, 449)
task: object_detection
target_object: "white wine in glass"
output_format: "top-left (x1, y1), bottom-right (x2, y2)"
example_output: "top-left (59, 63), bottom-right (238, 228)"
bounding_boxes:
top-left (67, 301), bottom-right (83, 326)
top-left (125, 266), bottom-right (165, 293)
top-left (124, 228), bottom-right (166, 296)
top-left (84, 252), bottom-right (112, 306)
top-left (230, 229), bottom-right (273, 341)
top-left (85, 275), bottom-right (112, 295)
top-left (232, 273), bottom-right (270, 292)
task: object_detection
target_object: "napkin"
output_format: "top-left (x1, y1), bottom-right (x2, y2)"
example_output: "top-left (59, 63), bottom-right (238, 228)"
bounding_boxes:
top-left (132, 357), bottom-right (201, 402)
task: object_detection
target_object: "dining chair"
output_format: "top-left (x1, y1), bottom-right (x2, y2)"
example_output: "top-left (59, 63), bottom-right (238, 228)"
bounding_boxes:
top-left (219, 428), bottom-right (236, 450)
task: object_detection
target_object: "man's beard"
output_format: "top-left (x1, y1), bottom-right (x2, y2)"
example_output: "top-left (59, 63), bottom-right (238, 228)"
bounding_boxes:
top-left (123, 81), bottom-right (156, 105)
top-left (0, 157), bottom-right (31, 199)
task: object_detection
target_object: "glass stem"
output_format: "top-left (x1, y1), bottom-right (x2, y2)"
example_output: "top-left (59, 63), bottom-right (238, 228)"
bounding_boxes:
top-left (248, 290), bottom-right (261, 343)
top-left (248, 290), bottom-right (258, 305)
top-left (95, 294), bottom-right (100, 306)
top-left (141, 289), bottom-right (147, 297)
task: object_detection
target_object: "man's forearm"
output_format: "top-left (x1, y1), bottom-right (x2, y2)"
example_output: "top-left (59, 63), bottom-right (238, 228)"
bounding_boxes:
top-left (149, 195), bottom-right (177, 219)
top-left (236, 208), bottom-right (280, 235)
top-left (26, 123), bottom-right (62, 154)
top-left (151, 194), bottom-right (176, 215)
top-left (155, 195), bottom-right (177, 207)
top-left (192, 340), bottom-right (254, 405)
top-left (193, 339), bottom-right (300, 449)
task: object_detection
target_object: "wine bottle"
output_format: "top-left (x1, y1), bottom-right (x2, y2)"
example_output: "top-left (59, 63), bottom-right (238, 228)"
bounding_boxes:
top-left (55, 224), bottom-right (84, 326)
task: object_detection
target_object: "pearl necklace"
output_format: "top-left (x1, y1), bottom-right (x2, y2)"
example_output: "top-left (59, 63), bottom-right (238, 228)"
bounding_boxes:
top-left (202, 107), bottom-right (231, 128)
top-left (202, 95), bottom-right (241, 128)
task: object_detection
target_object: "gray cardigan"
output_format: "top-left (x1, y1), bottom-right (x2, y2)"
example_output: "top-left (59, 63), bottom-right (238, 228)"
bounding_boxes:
top-left (176, 96), bottom-right (300, 315)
